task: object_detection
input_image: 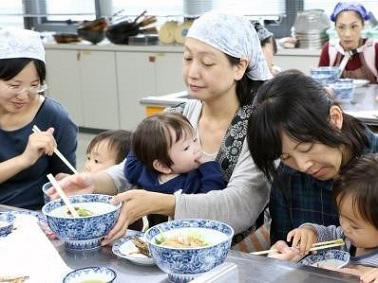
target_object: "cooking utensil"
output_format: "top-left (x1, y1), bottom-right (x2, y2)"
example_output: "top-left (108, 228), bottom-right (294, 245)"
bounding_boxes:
top-left (46, 174), bottom-right (79, 218)
top-left (250, 238), bottom-right (345, 255)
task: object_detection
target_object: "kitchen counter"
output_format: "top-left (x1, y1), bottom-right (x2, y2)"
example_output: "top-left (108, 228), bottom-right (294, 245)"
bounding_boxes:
top-left (44, 42), bottom-right (320, 56)
top-left (140, 85), bottom-right (378, 126)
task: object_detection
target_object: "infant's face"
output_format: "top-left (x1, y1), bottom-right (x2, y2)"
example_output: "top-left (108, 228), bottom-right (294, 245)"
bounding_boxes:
top-left (168, 128), bottom-right (203, 174)
top-left (83, 140), bottom-right (118, 173)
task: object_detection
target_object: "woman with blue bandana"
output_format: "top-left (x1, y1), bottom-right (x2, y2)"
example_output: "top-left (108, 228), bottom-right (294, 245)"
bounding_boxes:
top-left (318, 2), bottom-right (378, 84)
top-left (54, 11), bottom-right (272, 250)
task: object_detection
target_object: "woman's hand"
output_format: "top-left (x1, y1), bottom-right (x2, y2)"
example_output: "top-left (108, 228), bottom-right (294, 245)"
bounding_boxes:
top-left (287, 226), bottom-right (317, 256)
top-left (47, 172), bottom-right (95, 200)
top-left (21, 127), bottom-right (56, 166)
top-left (268, 240), bottom-right (301, 262)
top-left (102, 190), bottom-right (176, 245)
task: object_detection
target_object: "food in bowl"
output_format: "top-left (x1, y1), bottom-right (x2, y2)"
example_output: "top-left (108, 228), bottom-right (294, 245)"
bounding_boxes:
top-left (154, 227), bottom-right (227, 248)
top-left (42, 194), bottom-right (121, 251)
top-left (145, 219), bottom-right (234, 283)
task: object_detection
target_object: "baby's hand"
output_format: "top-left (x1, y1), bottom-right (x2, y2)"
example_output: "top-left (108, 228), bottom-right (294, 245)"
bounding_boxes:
top-left (287, 226), bottom-right (317, 256)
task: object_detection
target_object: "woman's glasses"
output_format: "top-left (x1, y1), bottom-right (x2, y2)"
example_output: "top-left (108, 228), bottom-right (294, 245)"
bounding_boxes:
top-left (6, 84), bottom-right (48, 94)
top-left (1, 82), bottom-right (48, 95)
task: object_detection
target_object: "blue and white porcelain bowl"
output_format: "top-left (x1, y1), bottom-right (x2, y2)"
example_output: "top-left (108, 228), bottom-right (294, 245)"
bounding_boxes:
top-left (299, 249), bottom-right (350, 269)
top-left (310, 67), bottom-right (340, 85)
top-left (0, 212), bottom-right (15, 237)
top-left (42, 194), bottom-right (121, 251)
top-left (329, 79), bottom-right (355, 103)
top-left (145, 219), bottom-right (234, 283)
top-left (63, 266), bottom-right (116, 283)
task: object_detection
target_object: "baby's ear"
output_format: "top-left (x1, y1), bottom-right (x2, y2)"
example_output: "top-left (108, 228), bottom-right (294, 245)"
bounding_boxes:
top-left (152, 159), bottom-right (172, 174)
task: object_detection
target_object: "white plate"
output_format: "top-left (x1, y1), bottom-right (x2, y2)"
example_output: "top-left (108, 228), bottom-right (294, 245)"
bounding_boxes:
top-left (112, 232), bottom-right (155, 266)
top-left (353, 79), bottom-right (369, 88)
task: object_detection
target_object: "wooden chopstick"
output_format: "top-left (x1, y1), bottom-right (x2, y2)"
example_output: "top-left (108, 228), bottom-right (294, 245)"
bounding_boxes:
top-left (250, 238), bottom-right (345, 255)
top-left (32, 125), bottom-right (78, 174)
top-left (47, 174), bottom-right (79, 218)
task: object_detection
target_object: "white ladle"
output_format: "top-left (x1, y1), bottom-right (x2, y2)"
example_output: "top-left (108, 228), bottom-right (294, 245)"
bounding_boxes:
top-left (47, 174), bottom-right (79, 218)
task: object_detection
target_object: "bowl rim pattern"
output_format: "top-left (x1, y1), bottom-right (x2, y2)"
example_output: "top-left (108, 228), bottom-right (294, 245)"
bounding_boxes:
top-left (298, 249), bottom-right (350, 268)
top-left (62, 266), bottom-right (117, 283)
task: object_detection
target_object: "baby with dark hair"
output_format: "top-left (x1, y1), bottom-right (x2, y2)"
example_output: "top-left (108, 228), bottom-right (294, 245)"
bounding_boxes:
top-left (84, 130), bottom-right (132, 173)
top-left (125, 112), bottom-right (226, 226)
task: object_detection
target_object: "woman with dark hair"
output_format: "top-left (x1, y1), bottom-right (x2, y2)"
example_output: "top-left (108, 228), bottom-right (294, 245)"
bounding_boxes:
top-left (53, 11), bottom-right (272, 250)
top-left (0, 28), bottom-right (78, 210)
top-left (318, 2), bottom-right (378, 83)
top-left (247, 71), bottom-right (378, 245)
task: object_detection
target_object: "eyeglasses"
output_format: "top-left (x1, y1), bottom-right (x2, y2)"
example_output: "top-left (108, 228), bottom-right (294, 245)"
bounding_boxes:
top-left (3, 83), bottom-right (48, 95)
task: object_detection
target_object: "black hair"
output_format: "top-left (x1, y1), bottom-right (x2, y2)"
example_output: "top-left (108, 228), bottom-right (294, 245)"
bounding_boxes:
top-left (226, 54), bottom-right (265, 106)
top-left (87, 130), bottom-right (132, 164)
top-left (0, 58), bottom-right (46, 83)
top-left (247, 71), bottom-right (369, 182)
top-left (260, 36), bottom-right (277, 54)
top-left (132, 112), bottom-right (194, 174)
top-left (333, 154), bottom-right (378, 230)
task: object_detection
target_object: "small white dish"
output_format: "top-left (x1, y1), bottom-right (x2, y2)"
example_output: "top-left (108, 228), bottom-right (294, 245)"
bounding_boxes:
top-left (63, 266), bottom-right (116, 283)
top-left (353, 79), bottom-right (369, 88)
top-left (112, 232), bottom-right (155, 266)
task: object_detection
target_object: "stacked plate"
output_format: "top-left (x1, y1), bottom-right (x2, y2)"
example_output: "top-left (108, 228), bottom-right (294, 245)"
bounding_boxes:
top-left (296, 30), bottom-right (329, 49)
top-left (293, 9), bottom-right (330, 49)
top-left (183, 0), bottom-right (212, 18)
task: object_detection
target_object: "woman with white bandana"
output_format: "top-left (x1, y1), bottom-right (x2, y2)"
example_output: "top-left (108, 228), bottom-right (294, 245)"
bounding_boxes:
top-left (0, 28), bottom-right (78, 210)
top-left (52, 11), bottom-right (272, 248)
top-left (252, 21), bottom-right (281, 76)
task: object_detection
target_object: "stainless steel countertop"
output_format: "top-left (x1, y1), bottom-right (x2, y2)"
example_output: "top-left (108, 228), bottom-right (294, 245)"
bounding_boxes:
top-left (140, 85), bottom-right (378, 126)
top-left (1, 205), bottom-right (360, 283)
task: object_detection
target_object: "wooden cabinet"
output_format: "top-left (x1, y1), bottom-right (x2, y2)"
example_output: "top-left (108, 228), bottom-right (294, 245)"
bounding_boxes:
top-left (45, 49), bottom-right (119, 130)
top-left (116, 51), bottom-right (185, 130)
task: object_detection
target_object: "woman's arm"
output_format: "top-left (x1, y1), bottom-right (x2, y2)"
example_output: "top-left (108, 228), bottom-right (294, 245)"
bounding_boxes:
top-left (175, 140), bottom-right (270, 234)
top-left (50, 169), bottom-right (119, 199)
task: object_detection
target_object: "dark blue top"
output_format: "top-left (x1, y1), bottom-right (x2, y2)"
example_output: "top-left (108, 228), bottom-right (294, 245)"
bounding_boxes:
top-left (124, 152), bottom-right (226, 194)
top-left (270, 128), bottom-right (378, 244)
top-left (0, 98), bottom-right (78, 210)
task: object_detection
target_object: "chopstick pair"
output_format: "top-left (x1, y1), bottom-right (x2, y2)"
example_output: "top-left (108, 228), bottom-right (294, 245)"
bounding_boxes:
top-left (32, 125), bottom-right (78, 174)
top-left (47, 173), bottom-right (80, 218)
top-left (250, 238), bottom-right (345, 255)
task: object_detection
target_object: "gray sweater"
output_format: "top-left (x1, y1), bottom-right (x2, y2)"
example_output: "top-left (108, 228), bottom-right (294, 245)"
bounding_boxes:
top-left (106, 100), bottom-right (270, 234)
